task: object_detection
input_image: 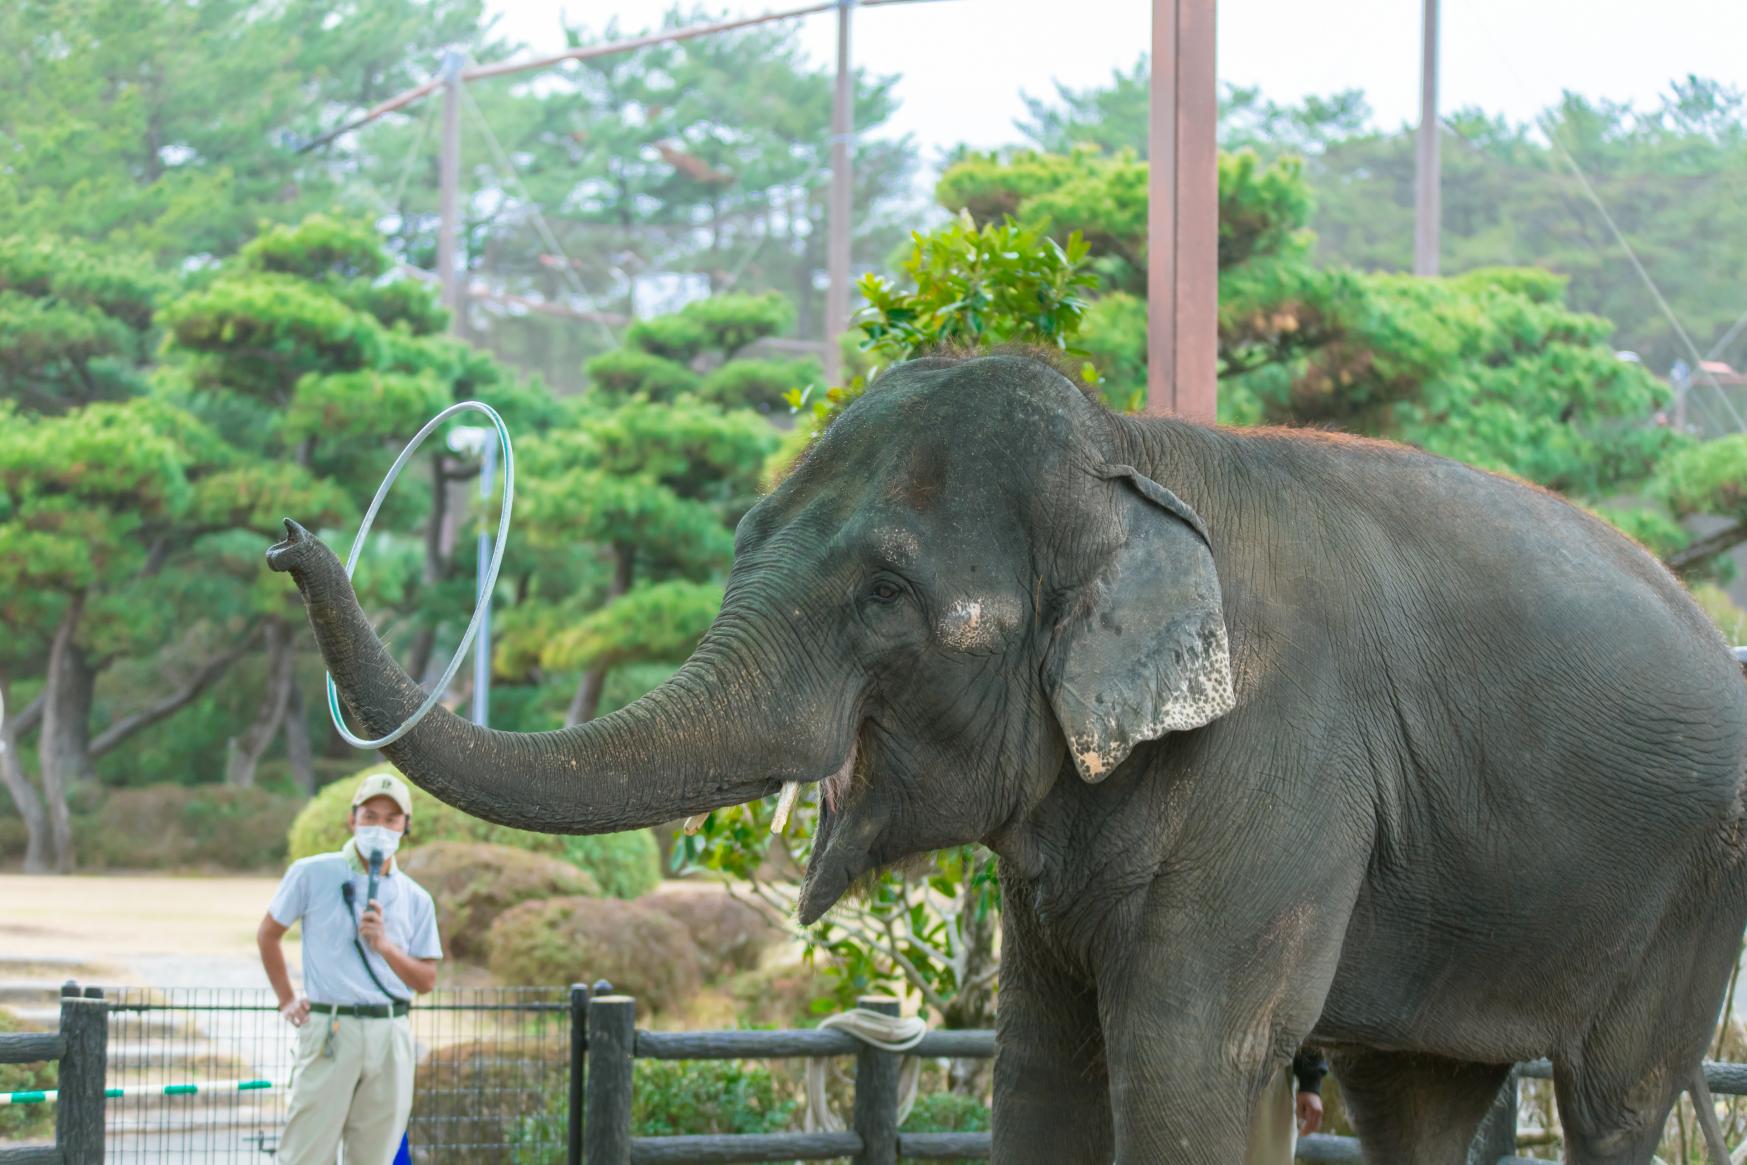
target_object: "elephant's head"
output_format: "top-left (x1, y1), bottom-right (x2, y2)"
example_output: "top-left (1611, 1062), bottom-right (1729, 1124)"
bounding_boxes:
top-left (269, 354), bottom-right (1235, 922)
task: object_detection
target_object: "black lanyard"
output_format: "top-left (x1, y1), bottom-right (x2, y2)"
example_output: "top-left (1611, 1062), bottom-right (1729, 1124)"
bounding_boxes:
top-left (339, 881), bottom-right (410, 1007)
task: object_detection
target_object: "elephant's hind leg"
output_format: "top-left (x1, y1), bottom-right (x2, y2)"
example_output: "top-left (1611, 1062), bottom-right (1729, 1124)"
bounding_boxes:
top-left (1556, 880), bottom-right (1744, 1165)
top-left (1334, 1049), bottom-right (1513, 1165)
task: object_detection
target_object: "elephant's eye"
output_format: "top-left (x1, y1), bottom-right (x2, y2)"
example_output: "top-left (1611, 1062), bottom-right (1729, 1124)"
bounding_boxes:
top-left (869, 579), bottom-right (903, 603)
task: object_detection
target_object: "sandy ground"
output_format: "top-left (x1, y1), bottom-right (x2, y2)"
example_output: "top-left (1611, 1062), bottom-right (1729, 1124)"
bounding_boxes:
top-left (0, 873), bottom-right (286, 980)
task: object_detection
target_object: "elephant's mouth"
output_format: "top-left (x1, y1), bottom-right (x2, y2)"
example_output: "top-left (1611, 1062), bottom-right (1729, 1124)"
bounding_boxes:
top-left (797, 727), bottom-right (877, 925)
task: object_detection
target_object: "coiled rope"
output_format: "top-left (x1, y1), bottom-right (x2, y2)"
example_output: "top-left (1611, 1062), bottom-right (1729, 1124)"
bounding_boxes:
top-left (326, 401), bottom-right (515, 750)
top-left (802, 1008), bottom-right (929, 1133)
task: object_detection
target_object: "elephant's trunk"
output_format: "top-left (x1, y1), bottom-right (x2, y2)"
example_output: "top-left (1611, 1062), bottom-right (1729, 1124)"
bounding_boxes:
top-left (267, 519), bottom-right (844, 835)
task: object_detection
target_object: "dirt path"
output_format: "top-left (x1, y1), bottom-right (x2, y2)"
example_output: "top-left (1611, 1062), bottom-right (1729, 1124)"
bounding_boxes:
top-left (0, 873), bottom-right (284, 987)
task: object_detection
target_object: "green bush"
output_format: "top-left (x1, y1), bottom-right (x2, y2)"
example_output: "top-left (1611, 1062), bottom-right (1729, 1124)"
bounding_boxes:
top-left (286, 767), bottom-right (661, 898)
top-left (397, 841), bottom-right (599, 961)
top-left (641, 887), bottom-right (783, 979)
top-left (901, 1091), bottom-right (991, 1165)
top-left (0, 1008), bottom-right (56, 1140)
top-left (677, 292), bottom-right (792, 356)
top-left (487, 896), bottom-right (702, 1015)
top-left (583, 348), bottom-right (701, 401)
top-left (625, 315), bottom-right (709, 364)
top-left (631, 1058), bottom-right (799, 1136)
top-left (71, 783), bottom-right (299, 871)
top-left (698, 358), bottom-right (820, 413)
top-left (497, 1057), bottom-right (801, 1165)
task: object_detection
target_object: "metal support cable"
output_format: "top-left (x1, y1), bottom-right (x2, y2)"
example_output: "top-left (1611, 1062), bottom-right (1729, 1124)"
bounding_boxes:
top-left (459, 83), bottom-right (621, 347)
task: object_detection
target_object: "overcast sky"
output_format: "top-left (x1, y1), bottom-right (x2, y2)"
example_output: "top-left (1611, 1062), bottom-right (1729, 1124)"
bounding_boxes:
top-left (486, 0), bottom-right (1746, 157)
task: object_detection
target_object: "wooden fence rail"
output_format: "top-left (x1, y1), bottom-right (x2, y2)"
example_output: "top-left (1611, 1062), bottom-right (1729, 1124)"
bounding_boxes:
top-left (586, 993), bottom-right (994, 1164)
top-left (0, 983), bottom-right (106, 1165)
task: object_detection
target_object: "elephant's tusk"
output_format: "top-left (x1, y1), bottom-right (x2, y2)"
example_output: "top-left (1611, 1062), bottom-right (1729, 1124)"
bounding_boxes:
top-left (770, 780), bottom-right (804, 834)
top-left (682, 813), bottom-right (707, 835)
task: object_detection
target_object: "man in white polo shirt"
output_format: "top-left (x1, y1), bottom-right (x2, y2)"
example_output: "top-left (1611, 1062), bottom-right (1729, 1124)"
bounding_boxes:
top-left (258, 770), bottom-right (442, 1165)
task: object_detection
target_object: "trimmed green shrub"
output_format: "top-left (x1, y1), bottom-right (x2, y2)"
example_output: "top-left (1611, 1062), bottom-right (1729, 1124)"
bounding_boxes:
top-left (485, 1055), bottom-right (801, 1165)
top-left (625, 315), bottom-right (709, 364)
top-left (583, 348), bottom-right (701, 401)
top-left (631, 1058), bottom-right (799, 1136)
top-left (286, 767), bottom-right (661, 899)
top-left (397, 841), bottom-right (600, 961)
top-left (641, 887), bottom-right (783, 978)
top-left (0, 1008), bottom-right (56, 1139)
top-left (901, 1091), bottom-right (991, 1165)
top-left (677, 292), bottom-right (792, 356)
top-left (72, 783), bottom-right (299, 871)
top-left (698, 358), bottom-right (820, 413)
top-left (487, 896), bottom-right (702, 1015)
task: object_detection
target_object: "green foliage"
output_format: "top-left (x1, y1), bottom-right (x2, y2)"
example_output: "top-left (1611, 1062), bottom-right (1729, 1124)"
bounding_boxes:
top-left (487, 896), bottom-right (702, 1015)
top-left (497, 306), bottom-right (781, 727)
top-left (287, 769), bottom-right (660, 898)
top-left (675, 292), bottom-right (794, 357)
top-left (0, 1008), bottom-right (56, 1139)
top-left (902, 1091), bottom-right (991, 1136)
top-left (680, 793), bottom-right (1000, 1023)
top-left (858, 214), bottom-right (1096, 362)
top-left (497, 1057), bottom-right (802, 1165)
top-left (72, 784), bottom-right (300, 871)
top-left (397, 841), bottom-right (600, 961)
top-left (626, 315), bottom-right (710, 364)
top-left (584, 348), bottom-right (704, 401)
top-left (629, 1058), bottom-right (799, 1137)
top-left (0, 0), bottom-right (499, 262)
top-left (775, 212), bottom-right (1099, 457)
top-left (699, 358), bottom-right (822, 413)
top-left (535, 580), bottom-right (726, 674)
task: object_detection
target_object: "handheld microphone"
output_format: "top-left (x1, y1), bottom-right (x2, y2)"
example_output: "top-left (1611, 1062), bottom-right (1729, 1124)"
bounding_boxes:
top-left (366, 849), bottom-right (383, 911)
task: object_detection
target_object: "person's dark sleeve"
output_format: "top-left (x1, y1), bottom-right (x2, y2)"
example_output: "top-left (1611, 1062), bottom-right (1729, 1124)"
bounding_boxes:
top-left (1293, 1048), bottom-right (1329, 1095)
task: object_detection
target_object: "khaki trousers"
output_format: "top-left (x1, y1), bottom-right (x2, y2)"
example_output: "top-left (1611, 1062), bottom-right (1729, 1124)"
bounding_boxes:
top-left (1245, 1065), bottom-right (1298, 1165)
top-left (279, 1013), bottom-right (414, 1165)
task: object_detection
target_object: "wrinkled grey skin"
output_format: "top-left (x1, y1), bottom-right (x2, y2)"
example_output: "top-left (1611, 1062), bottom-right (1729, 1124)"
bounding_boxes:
top-left (270, 355), bottom-right (1747, 1164)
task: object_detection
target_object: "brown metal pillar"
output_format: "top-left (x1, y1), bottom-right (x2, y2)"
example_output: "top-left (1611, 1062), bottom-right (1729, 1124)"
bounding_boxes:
top-left (1146, 0), bottom-right (1219, 423)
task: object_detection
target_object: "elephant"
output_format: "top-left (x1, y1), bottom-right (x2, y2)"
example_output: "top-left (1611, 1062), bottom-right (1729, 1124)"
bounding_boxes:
top-left (269, 352), bottom-right (1747, 1164)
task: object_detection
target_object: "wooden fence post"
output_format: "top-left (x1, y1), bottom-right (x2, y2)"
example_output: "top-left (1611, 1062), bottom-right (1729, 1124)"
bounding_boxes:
top-left (567, 983), bottom-right (590, 1165)
top-left (851, 997), bottom-right (900, 1165)
top-left (55, 983), bottom-right (105, 1165)
top-left (1465, 1068), bottom-right (1518, 1165)
top-left (584, 994), bottom-right (635, 1165)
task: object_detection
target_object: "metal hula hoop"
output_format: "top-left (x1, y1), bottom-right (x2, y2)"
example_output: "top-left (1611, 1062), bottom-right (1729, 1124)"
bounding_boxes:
top-left (325, 400), bottom-right (515, 750)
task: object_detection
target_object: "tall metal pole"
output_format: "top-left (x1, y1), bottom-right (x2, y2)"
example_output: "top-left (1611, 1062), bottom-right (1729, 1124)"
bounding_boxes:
top-left (824, 0), bottom-right (855, 384)
top-left (471, 437), bottom-right (495, 727)
top-left (1146, 0), bottom-right (1219, 423)
top-left (1414, 0), bottom-right (1441, 276)
top-left (437, 50), bottom-right (465, 329)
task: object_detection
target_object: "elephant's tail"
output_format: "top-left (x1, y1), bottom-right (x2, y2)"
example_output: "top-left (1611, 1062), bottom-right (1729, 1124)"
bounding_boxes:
top-left (1732, 645), bottom-right (1747, 673)
top-left (1690, 1067), bottom-right (1731, 1163)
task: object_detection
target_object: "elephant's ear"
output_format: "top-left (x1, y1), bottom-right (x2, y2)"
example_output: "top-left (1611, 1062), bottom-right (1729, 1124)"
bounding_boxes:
top-left (1044, 465), bottom-right (1235, 783)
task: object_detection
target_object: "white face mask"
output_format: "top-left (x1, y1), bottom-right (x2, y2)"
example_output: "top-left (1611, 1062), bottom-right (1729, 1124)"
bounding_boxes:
top-left (352, 825), bottom-right (402, 862)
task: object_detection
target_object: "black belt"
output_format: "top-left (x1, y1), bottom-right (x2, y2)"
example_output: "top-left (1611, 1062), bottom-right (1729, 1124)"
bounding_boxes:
top-left (313, 1001), bottom-right (409, 1018)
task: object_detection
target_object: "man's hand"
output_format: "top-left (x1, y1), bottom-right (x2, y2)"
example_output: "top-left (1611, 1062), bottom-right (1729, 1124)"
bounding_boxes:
top-left (279, 994), bottom-right (311, 1028)
top-left (358, 899), bottom-right (395, 954)
top-left (1295, 1091), bottom-right (1324, 1136)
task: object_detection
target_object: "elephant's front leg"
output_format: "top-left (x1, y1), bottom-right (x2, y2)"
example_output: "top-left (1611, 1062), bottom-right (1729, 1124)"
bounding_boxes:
top-left (1096, 896), bottom-right (1347, 1163)
top-left (990, 933), bottom-right (1114, 1163)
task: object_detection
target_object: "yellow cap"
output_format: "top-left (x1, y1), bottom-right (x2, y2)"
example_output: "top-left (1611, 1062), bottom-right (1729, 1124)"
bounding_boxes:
top-left (350, 769), bottom-right (413, 816)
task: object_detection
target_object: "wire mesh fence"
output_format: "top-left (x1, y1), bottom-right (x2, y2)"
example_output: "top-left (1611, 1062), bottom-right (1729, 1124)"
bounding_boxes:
top-left (98, 986), bottom-right (574, 1164)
